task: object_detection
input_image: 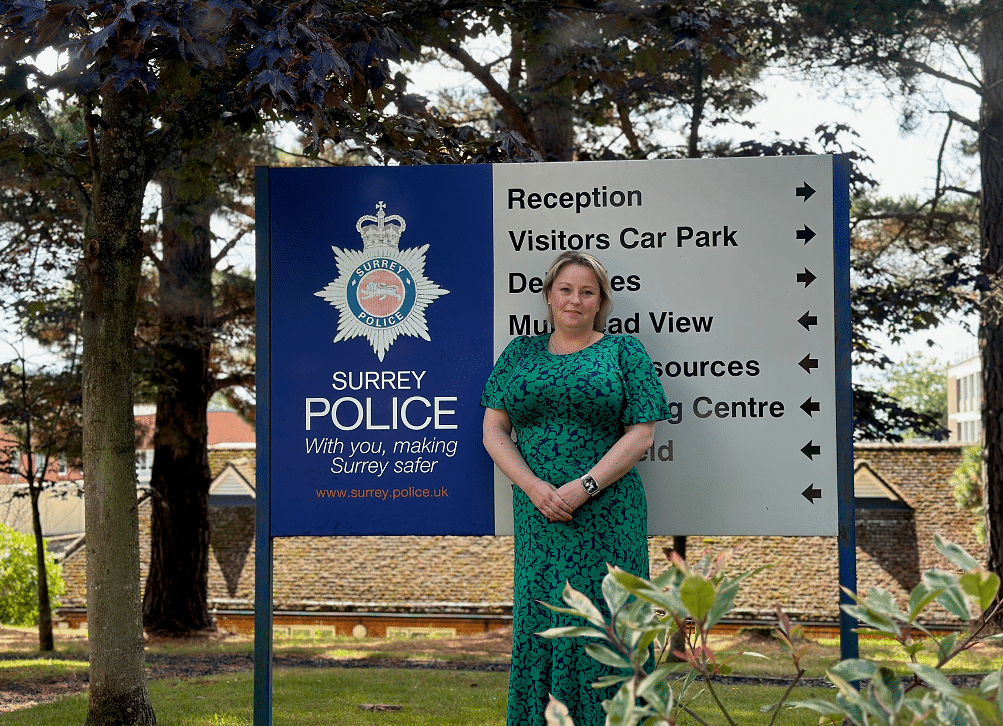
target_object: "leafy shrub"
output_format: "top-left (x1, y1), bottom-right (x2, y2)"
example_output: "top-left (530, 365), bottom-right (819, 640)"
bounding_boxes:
top-left (542, 535), bottom-right (1003, 726)
top-left (0, 522), bottom-right (65, 626)
top-left (952, 445), bottom-right (985, 543)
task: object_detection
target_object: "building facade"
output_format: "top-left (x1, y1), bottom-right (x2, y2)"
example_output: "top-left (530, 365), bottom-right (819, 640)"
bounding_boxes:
top-left (947, 354), bottom-right (982, 444)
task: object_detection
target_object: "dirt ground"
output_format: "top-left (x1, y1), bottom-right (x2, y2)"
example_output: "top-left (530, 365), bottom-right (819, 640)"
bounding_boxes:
top-left (0, 624), bottom-right (514, 713)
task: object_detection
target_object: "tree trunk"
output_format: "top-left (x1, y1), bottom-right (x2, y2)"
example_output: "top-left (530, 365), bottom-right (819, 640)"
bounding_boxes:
top-left (81, 85), bottom-right (156, 726)
top-left (980, 6), bottom-right (1003, 630)
top-left (667, 535), bottom-right (687, 662)
top-left (29, 484), bottom-right (54, 651)
top-left (524, 13), bottom-right (575, 161)
top-left (142, 169), bottom-right (214, 635)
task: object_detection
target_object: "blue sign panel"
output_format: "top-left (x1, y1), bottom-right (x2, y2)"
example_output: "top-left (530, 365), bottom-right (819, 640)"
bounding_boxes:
top-left (265, 166), bottom-right (495, 535)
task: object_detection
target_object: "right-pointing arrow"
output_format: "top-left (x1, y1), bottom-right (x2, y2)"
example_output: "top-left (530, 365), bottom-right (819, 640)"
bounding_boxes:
top-left (797, 268), bottom-right (816, 287)
top-left (800, 397), bottom-right (820, 416)
top-left (799, 354), bottom-right (819, 373)
top-left (802, 484), bottom-right (822, 503)
top-left (796, 182), bottom-right (815, 201)
top-left (801, 441), bottom-right (821, 460)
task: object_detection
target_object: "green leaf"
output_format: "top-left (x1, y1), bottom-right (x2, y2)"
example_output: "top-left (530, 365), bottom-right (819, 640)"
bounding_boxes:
top-left (679, 574), bottom-right (716, 622)
top-left (538, 626), bottom-right (608, 640)
top-left (961, 570), bottom-right (1001, 612)
top-left (561, 581), bottom-right (608, 628)
top-left (593, 674), bottom-right (629, 689)
top-left (841, 603), bottom-right (901, 637)
top-left (907, 580), bottom-right (943, 621)
top-left (861, 587), bottom-right (909, 621)
top-left (907, 663), bottom-right (962, 697)
top-left (584, 643), bottom-right (630, 669)
top-left (978, 667), bottom-right (1001, 697)
top-left (545, 695), bottom-right (575, 726)
top-left (829, 659), bottom-right (878, 682)
top-left (935, 534), bottom-right (981, 571)
top-left (923, 569), bottom-right (967, 609)
top-left (871, 667), bottom-right (904, 711)
top-left (789, 698), bottom-right (846, 719)
top-left (956, 693), bottom-right (1003, 726)
top-left (603, 572), bottom-right (632, 616)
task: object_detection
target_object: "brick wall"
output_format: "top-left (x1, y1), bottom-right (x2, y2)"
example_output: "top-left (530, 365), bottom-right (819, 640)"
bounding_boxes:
top-left (58, 443), bottom-right (982, 626)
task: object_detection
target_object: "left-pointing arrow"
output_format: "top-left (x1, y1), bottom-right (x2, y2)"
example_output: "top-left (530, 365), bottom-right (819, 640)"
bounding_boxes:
top-left (797, 182), bottom-right (815, 201)
top-left (796, 225), bottom-right (816, 244)
top-left (799, 354), bottom-right (819, 373)
top-left (801, 441), bottom-right (821, 459)
top-left (802, 484), bottom-right (822, 503)
top-left (800, 397), bottom-right (820, 416)
top-left (798, 311), bottom-right (818, 331)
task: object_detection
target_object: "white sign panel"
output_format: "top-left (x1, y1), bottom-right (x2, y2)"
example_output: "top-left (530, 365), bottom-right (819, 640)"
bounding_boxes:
top-left (491, 156), bottom-right (847, 536)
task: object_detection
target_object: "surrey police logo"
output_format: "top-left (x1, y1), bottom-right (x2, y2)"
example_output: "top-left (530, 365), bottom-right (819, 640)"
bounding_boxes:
top-left (315, 201), bottom-right (448, 361)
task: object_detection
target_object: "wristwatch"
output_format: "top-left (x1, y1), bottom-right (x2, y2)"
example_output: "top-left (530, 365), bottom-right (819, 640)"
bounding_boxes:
top-left (580, 474), bottom-right (600, 497)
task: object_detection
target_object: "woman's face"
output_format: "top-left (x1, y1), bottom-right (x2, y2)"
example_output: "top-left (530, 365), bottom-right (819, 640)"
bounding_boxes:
top-left (547, 263), bottom-right (602, 334)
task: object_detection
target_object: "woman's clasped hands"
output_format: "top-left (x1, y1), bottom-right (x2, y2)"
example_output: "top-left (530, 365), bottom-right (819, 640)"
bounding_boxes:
top-left (529, 479), bottom-right (589, 522)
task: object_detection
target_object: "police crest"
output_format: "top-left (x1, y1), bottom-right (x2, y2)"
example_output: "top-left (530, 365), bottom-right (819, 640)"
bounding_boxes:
top-left (315, 201), bottom-right (448, 361)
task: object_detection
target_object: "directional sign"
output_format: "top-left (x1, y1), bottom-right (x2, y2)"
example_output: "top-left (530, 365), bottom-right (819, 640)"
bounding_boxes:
top-left (491, 156), bottom-right (850, 536)
top-left (258, 156), bottom-right (849, 538)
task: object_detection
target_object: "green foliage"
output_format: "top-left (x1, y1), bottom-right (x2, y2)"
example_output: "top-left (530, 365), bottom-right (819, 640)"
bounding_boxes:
top-left (952, 445), bottom-right (986, 544)
top-left (858, 351), bottom-right (949, 440)
top-left (543, 537), bottom-right (1003, 726)
top-left (0, 523), bottom-right (64, 627)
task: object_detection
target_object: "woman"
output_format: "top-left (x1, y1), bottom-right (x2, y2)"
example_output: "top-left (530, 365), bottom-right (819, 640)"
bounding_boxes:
top-left (481, 251), bottom-right (672, 726)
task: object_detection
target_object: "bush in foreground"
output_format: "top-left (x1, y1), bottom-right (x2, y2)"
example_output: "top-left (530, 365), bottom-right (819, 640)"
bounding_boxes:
top-left (543, 535), bottom-right (1003, 725)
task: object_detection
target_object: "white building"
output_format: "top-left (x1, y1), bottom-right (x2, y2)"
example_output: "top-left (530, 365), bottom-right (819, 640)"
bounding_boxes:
top-left (947, 354), bottom-right (982, 444)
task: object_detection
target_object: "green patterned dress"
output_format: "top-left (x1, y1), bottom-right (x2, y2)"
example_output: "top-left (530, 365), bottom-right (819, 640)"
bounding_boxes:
top-left (481, 333), bottom-right (671, 726)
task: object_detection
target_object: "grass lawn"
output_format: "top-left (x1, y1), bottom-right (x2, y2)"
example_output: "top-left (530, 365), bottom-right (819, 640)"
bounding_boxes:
top-left (4, 668), bottom-right (831, 726)
top-left (1, 625), bottom-right (1000, 725)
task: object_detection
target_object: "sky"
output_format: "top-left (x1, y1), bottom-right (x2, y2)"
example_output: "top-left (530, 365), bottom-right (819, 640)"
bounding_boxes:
top-left (725, 70), bottom-right (981, 368)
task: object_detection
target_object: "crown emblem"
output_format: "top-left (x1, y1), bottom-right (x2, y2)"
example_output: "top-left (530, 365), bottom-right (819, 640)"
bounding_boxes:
top-left (357, 201), bottom-right (406, 251)
top-left (317, 199), bottom-right (448, 361)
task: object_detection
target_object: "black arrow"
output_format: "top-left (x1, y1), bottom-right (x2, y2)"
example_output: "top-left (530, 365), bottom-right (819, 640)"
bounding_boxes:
top-left (799, 354), bottom-right (819, 373)
top-left (796, 225), bottom-right (816, 244)
top-left (800, 397), bottom-right (820, 416)
top-left (798, 311), bottom-right (818, 331)
top-left (801, 441), bottom-right (821, 460)
top-left (797, 268), bottom-right (816, 287)
top-left (796, 182), bottom-right (815, 201)
top-left (802, 484), bottom-right (822, 503)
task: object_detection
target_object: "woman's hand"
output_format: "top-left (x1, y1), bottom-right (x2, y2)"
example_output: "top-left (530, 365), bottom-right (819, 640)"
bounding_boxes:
top-left (556, 479), bottom-right (590, 512)
top-left (529, 479), bottom-right (575, 523)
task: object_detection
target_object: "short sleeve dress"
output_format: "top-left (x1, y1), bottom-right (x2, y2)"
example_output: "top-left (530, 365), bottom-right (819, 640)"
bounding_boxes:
top-left (481, 333), bottom-right (672, 726)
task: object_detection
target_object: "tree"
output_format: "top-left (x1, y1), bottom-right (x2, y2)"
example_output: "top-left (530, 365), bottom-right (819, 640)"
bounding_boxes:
top-left (0, 2), bottom-right (444, 722)
top-left (137, 136), bottom-right (262, 635)
top-left (858, 351), bottom-right (948, 440)
top-left (779, 0), bottom-right (1003, 627)
top-left (0, 346), bottom-right (80, 650)
top-left (394, 0), bottom-right (774, 161)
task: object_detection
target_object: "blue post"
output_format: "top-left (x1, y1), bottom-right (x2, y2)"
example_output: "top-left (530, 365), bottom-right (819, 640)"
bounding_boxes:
top-left (832, 155), bottom-right (858, 662)
top-left (253, 166), bottom-right (274, 726)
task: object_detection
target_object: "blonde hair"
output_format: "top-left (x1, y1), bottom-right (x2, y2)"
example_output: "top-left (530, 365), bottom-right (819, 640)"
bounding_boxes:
top-left (542, 251), bottom-right (614, 332)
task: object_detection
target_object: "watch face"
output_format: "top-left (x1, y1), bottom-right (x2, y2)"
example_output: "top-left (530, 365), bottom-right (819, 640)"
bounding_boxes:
top-left (582, 475), bottom-right (599, 495)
